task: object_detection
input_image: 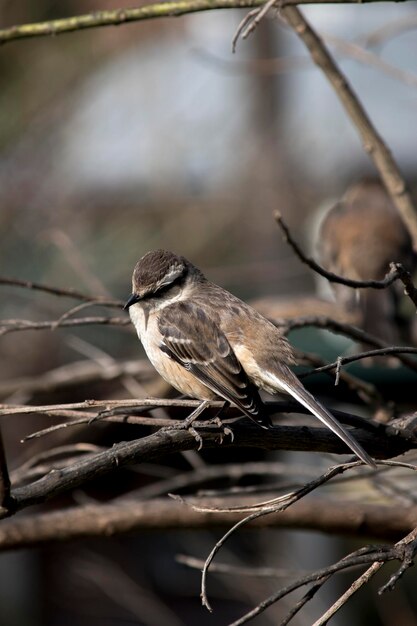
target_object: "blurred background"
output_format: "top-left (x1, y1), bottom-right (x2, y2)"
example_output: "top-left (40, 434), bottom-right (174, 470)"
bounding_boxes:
top-left (1, 1), bottom-right (417, 624)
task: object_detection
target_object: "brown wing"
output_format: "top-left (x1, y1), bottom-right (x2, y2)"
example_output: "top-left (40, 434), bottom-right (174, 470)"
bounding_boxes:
top-left (158, 301), bottom-right (270, 428)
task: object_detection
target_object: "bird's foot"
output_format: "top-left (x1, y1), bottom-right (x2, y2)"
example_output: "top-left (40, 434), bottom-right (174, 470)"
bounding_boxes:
top-left (208, 416), bottom-right (234, 443)
top-left (165, 400), bottom-right (211, 451)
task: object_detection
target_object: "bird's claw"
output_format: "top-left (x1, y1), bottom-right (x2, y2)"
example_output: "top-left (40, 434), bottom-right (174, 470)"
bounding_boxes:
top-left (210, 416), bottom-right (234, 443)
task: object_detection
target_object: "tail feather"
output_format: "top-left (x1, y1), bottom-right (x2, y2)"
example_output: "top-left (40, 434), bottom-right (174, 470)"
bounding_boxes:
top-left (274, 375), bottom-right (375, 467)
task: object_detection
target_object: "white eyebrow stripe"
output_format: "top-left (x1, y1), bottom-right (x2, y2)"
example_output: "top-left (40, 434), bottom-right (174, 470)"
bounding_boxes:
top-left (155, 264), bottom-right (184, 290)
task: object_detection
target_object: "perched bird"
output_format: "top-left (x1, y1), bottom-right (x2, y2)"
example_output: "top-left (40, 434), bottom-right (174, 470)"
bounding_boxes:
top-left (124, 249), bottom-right (374, 466)
top-left (319, 179), bottom-right (416, 347)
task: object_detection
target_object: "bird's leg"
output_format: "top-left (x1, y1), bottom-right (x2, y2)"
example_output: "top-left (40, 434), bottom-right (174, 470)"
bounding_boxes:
top-left (208, 401), bottom-right (234, 443)
top-left (174, 400), bottom-right (211, 451)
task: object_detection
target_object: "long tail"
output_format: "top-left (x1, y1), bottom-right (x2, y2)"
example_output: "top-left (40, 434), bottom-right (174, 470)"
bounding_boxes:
top-left (272, 374), bottom-right (376, 467)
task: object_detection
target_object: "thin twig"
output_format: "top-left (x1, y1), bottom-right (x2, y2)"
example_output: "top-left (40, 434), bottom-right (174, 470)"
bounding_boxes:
top-left (281, 575), bottom-right (331, 626)
top-left (0, 0), bottom-right (389, 48)
top-left (312, 525), bottom-right (417, 625)
top-left (51, 300), bottom-right (123, 329)
top-left (200, 462), bottom-right (358, 611)
top-left (0, 277), bottom-right (102, 302)
top-left (274, 211), bottom-right (399, 289)
top-left (392, 261), bottom-right (417, 307)
top-left (324, 33), bottom-right (417, 90)
top-left (358, 14), bottom-right (417, 49)
top-left (306, 346), bottom-right (417, 377)
top-left (0, 316), bottom-right (130, 336)
top-left (282, 315), bottom-right (417, 373)
top-left (228, 546), bottom-right (393, 626)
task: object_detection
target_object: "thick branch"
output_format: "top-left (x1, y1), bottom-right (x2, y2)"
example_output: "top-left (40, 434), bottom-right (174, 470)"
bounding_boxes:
top-left (0, 497), bottom-right (416, 551)
top-left (1, 422), bottom-right (414, 518)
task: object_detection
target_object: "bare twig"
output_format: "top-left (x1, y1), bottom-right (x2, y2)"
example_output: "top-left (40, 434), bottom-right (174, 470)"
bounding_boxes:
top-left (275, 211), bottom-right (417, 311)
top-left (312, 525), bottom-right (417, 625)
top-left (10, 443), bottom-right (106, 486)
top-left (324, 33), bottom-right (417, 90)
top-left (378, 530), bottom-right (417, 594)
top-left (200, 462), bottom-right (356, 611)
top-left (358, 14), bottom-right (417, 49)
top-left (228, 546), bottom-right (397, 626)
top-left (0, 0), bottom-right (396, 48)
top-left (306, 346), bottom-right (417, 377)
top-left (0, 276), bottom-right (118, 307)
top-left (0, 358), bottom-right (153, 399)
top-left (51, 300), bottom-right (123, 329)
top-left (392, 261), bottom-right (417, 307)
top-left (312, 561), bottom-right (383, 626)
top-left (0, 398), bottom-right (222, 417)
top-left (281, 575), bottom-right (331, 626)
top-left (282, 315), bottom-right (417, 373)
top-left (0, 316), bottom-right (129, 336)
top-left (1, 495), bottom-right (417, 552)
top-left (232, 0), bottom-right (278, 51)
top-left (274, 211), bottom-right (400, 289)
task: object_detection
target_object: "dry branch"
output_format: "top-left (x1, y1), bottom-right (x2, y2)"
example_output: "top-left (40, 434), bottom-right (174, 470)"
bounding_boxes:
top-left (0, 316), bottom-right (129, 336)
top-left (0, 358), bottom-right (153, 399)
top-left (0, 421), bottom-right (414, 518)
top-left (0, 277), bottom-right (101, 302)
top-left (0, 0), bottom-right (407, 47)
top-left (0, 496), bottom-right (416, 552)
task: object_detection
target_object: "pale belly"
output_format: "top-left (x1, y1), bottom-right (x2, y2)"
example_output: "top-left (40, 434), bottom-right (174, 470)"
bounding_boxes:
top-left (130, 304), bottom-right (216, 400)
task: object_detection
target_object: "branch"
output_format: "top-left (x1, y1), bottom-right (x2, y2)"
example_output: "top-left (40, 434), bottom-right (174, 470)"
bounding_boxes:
top-left (274, 211), bottom-right (417, 308)
top-left (0, 0), bottom-right (401, 47)
top-left (0, 276), bottom-right (119, 303)
top-left (274, 211), bottom-right (399, 289)
top-left (0, 422), bottom-right (414, 518)
top-left (0, 358), bottom-right (153, 399)
top-left (312, 525), bottom-right (417, 625)
top-left (281, 315), bottom-right (417, 373)
top-left (0, 496), bottom-right (416, 552)
top-left (227, 541), bottom-right (412, 626)
top-left (0, 316), bottom-right (129, 336)
top-left (306, 346), bottom-right (417, 376)
top-left (281, 6), bottom-right (417, 250)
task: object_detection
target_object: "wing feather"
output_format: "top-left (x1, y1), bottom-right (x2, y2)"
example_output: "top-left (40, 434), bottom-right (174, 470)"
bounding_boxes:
top-left (158, 302), bottom-right (270, 428)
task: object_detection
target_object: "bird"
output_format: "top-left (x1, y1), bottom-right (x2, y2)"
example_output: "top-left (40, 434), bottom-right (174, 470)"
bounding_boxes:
top-left (124, 249), bottom-right (375, 466)
top-left (319, 179), bottom-right (416, 348)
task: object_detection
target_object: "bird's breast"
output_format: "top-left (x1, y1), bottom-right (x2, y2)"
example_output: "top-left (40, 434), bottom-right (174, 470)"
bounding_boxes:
top-left (129, 304), bottom-right (215, 400)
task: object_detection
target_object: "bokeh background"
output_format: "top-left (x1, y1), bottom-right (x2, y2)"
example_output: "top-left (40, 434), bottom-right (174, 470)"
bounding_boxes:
top-left (1, 2), bottom-right (417, 625)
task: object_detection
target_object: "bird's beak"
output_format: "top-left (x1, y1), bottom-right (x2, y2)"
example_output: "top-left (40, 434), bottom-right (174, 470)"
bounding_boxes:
top-left (123, 293), bottom-right (140, 310)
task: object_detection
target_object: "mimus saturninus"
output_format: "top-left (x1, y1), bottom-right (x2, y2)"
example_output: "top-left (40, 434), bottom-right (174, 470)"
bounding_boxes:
top-left (124, 249), bottom-right (375, 466)
top-left (319, 178), bottom-right (416, 347)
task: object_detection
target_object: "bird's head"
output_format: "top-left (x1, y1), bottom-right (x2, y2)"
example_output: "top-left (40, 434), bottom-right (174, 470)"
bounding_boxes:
top-left (124, 249), bottom-right (200, 310)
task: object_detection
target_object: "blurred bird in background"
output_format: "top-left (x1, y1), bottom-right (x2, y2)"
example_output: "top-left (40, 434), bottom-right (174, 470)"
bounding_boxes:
top-left (318, 178), bottom-right (417, 355)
